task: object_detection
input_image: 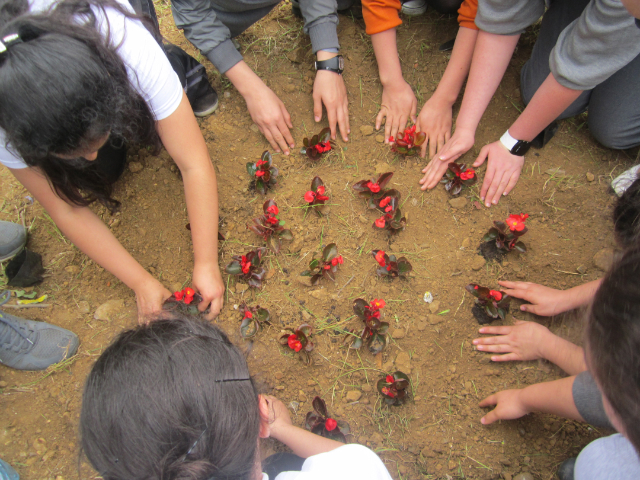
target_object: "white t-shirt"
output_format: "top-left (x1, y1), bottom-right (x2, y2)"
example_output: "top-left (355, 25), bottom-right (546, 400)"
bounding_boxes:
top-left (264, 444), bottom-right (393, 480)
top-left (0, 0), bottom-right (183, 169)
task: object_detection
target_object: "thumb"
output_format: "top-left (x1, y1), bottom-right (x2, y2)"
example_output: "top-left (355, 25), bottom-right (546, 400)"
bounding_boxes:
top-left (520, 304), bottom-right (539, 315)
top-left (478, 394), bottom-right (496, 408)
top-left (480, 409), bottom-right (499, 425)
top-left (473, 145), bottom-right (489, 167)
top-left (313, 94), bottom-right (323, 123)
top-left (375, 108), bottom-right (386, 131)
top-left (438, 141), bottom-right (464, 162)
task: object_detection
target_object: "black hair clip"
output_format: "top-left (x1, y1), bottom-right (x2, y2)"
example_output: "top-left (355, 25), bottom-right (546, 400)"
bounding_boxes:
top-left (0, 33), bottom-right (23, 58)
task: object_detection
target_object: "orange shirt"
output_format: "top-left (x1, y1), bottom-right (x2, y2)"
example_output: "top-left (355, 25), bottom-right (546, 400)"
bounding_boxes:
top-left (362, 0), bottom-right (478, 35)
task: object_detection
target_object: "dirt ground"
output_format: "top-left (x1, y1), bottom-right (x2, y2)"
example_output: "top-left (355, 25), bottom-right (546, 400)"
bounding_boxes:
top-left (1, 2), bottom-right (637, 479)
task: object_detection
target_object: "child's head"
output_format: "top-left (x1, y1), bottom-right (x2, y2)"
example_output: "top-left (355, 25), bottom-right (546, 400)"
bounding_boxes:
top-left (586, 247), bottom-right (640, 452)
top-left (80, 318), bottom-right (261, 480)
top-left (613, 176), bottom-right (640, 248)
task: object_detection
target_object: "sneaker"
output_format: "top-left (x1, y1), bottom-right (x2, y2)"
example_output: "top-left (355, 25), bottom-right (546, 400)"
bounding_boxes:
top-left (531, 120), bottom-right (559, 149)
top-left (557, 457), bottom-right (576, 480)
top-left (401, 0), bottom-right (427, 16)
top-left (612, 164), bottom-right (640, 197)
top-left (185, 64), bottom-right (219, 117)
top-left (0, 291), bottom-right (79, 370)
top-left (0, 458), bottom-right (19, 480)
top-left (0, 221), bottom-right (26, 262)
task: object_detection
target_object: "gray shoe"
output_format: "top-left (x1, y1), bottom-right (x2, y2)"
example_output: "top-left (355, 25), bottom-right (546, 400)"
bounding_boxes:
top-left (0, 221), bottom-right (26, 262)
top-left (0, 291), bottom-right (79, 370)
top-left (401, 0), bottom-right (427, 16)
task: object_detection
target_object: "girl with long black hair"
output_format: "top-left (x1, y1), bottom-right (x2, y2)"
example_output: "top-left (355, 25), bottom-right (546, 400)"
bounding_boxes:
top-left (0, 0), bottom-right (224, 321)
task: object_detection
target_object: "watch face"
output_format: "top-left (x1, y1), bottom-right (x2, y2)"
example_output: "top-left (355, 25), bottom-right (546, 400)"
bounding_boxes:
top-left (337, 56), bottom-right (344, 71)
top-left (511, 141), bottom-right (530, 157)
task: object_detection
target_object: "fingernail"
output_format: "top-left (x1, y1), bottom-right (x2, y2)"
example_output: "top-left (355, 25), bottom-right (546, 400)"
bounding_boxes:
top-left (492, 200), bottom-right (497, 205)
top-left (503, 192), bottom-right (507, 196)
top-left (477, 345), bottom-right (484, 350)
top-left (485, 202), bottom-right (490, 208)
top-left (315, 116), bottom-right (320, 122)
top-left (520, 306), bottom-right (526, 311)
top-left (285, 151), bottom-right (290, 156)
top-left (480, 418), bottom-right (486, 424)
top-left (480, 196), bottom-right (485, 201)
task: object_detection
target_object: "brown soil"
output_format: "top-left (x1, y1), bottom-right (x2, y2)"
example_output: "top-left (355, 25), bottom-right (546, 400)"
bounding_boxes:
top-left (1, 2), bottom-right (635, 479)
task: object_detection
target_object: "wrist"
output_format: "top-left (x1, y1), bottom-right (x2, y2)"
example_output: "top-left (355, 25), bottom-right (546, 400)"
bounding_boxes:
top-left (426, 90), bottom-right (456, 109)
top-left (316, 50), bottom-right (338, 61)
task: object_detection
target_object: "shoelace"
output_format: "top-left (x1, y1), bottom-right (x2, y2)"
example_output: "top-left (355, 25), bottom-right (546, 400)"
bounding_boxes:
top-left (0, 290), bottom-right (34, 351)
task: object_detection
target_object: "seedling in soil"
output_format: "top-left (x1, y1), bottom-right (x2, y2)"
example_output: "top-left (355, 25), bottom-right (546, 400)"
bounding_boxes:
top-left (279, 324), bottom-right (314, 363)
top-left (300, 243), bottom-right (343, 285)
top-left (465, 284), bottom-right (511, 324)
top-left (352, 172), bottom-right (394, 206)
top-left (479, 213), bottom-right (529, 261)
top-left (389, 125), bottom-right (426, 156)
top-left (372, 249), bottom-right (412, 277)
top-left (373, 208), bottom-right (406, 233)
top-left (225, 248), bottom-right (267, 289)
top-left (247, 151), bottom-right (279, 195)
top-left (163, 287), bottom-right (203, 315)
top-left (239, 302), bottom-right (271, 338)
top-left (377, 371), bottom-right (411, 406)
top-left (303, 176), bottom-right (330, 216)
top-left (305, 396), bottom-right (350, 442)
top-left (440, 162), bottom-right (477, 196)
top-left (302, 127), bottom-right (332, 160)
top-left (345, 298), bottom-right (389, 354)
top-left (247, 199), bottom-right (293, 253)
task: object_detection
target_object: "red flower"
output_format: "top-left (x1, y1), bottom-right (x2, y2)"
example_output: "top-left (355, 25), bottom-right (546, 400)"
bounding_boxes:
top-left (367, 181), bottom-right (381, 193)
top-left (379, 197), bottom-right (391, 208)
top-left (255, 170), bottom-right (265, 177)
top-left (266, 215), bottom-right (278, 225)
top-left (389, 136), bottom-right (394, 142)
top-left (489, 290), bottom-right (503, 301)
top-left (241, 256), bottom-right (251, 274)
top-left (185, 288), bottom-right (195, 297)
top-left (304, 191), bottom-right (316, 203)
top-left (316, 193), bottom-right (329, 202)
top-left (381, 386), bottom-right (395, 398)
top-left (371, 299), bottom-right (386, 309)
top-left (184, 294), bottom-right (194, 305)
top-left (374, 250), bottom-right (386, 267)
top-left (174, 290), bottom-right (184, 301)
top-left (506, 213), bottom-right (529, 232)
top-left (386, 374), bottom-right (395, 384)
top-left (317, 186), bottom-right (326, 195)
top-left (256, 159), bottom-right (267, 167)
top-left (288, 334), bottom-right (302, 352)
top-left (324, 264), bottom-right (331, 270)
top-left (374, 217), bottom-right (386, 228)
top-left (460, 169), bottom-right (475, 181)
top-left (385, 205), bottom-right (392, 213)
top-left (266, 204), bottom-right (279, 215)
top-left (244, 310), bottom-right (253, 319)
top-left (325, 418), bottom-right (338, 431)
top-left (386, 265), bottom-right (391, 271)
top-left (331, 255), bottom-right (343, 266)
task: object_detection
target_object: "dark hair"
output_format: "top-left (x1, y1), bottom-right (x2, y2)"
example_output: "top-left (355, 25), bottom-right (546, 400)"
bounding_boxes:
top-left (587, 247), bottom-right (640, 453)
top-left (80, 318), bottom-right (261, 480)
top-left (613, 176), bottom-right (640, 248)
top-left (0, 0), bottom-right (161, 211)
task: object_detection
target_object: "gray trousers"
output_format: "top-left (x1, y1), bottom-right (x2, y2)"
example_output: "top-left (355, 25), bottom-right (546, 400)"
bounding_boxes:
top-left (520, 0), bottom-right (640, 149)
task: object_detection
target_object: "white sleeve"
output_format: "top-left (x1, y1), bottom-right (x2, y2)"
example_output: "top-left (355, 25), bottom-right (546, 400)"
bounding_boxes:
top-left (273, 444), bottom-right (393, 480)
top-left (0, 129), bottom-right (28, 169)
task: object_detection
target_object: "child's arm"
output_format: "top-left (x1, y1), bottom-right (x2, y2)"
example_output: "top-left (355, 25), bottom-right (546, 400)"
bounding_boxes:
top-left (419, 31), bottom-right (519, 190)
top-left (263, 395), bottom-right (344, 458)
top-left (370, 28), bottom-right (417, 145)
top-left (479, 376), bottom-right (583, 425)
top-left (473, 320), bottom-right (587, 375)
top-left (499, 279), bottom-right (602, 316)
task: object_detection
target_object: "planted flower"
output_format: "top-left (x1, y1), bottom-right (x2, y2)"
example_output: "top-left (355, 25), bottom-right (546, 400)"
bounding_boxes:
top-left (239, 303), bottom-right (271, 338)
top-left (352, 172), bottom-right (394, 205)
top-left (389, 125), bottom-right (426, 156)
top-left (225, 248), bottom-right (267, 289)
top-left (279, 324), bottom-right (314, 363)
top-left (163, 287), bottom-right (203, 315)
top-left (371, 249), bottom-right (412, 277)
top-left (480, 213), bottom-right (529, 261)
top-left (303, 176), bottom-right (330, 216)
top-left (305, 396), bottom-right (349, 442)
top-left (247, 151), bottom-right (279, 195)
top-left (373, 209), bottom-right (406, 233)
top-left (465, 283), bottom-right (511, 325)
top-left (300, 243), bottom-right (343, 285)
top-left (345, 298), bottom-right (389, 354)
top-left (302, 127), bottom-right (332, 160)
top-left (247, 199), bottom-right (293, 253)
top-left (440, 162), bottom-right (477, 196)
top-left (377, 371), bottom-right (411, 406)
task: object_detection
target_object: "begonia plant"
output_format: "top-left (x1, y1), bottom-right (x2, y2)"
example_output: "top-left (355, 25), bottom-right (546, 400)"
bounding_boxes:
top-left (303, 176), bottom-right (330, 216)
top-left (247, 199), bottom-right (293, 253)
top-left (305, 396), bottom-right (349, 442)
top-left (247, 151), bottom-right (279, 195)
top-left (345, 298), bottom-right (389, 354)
top-left (302, 128), bottom-right (332, 160)
top-left (352, 172), bottom-right (394, 205)
top-left (371, 249), bottom-right (412, 277)
top-left (377, 371), bottom-right (411, 406)
top-left (440, 162), bottom-right (477, 196)
top-left (482, 213), bottom-right (529, 253)
top-left (279, 324), bottom-right (314, 363)
top-left (389, 125), bottom-right (426, 156)
top-left (163, 287), bottom-right (203, 315)
top-left (300, 243), bottom-right (343, 285)
top-left (466, 283), bottom-right (511, 324)
top-left (239, 302), bottom-right (271, 338)
top-left (225, 248), bottom-right (267, 289)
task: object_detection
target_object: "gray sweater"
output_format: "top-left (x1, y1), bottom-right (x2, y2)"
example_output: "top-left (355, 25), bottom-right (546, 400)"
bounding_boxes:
top-left (171, 0), bottom-right (340, 74)
top-left (475, 0), bottom-right (640, 90)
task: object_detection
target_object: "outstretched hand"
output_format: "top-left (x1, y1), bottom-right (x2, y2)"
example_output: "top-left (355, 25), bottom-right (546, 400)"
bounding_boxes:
top-left (498, 280), bottom-right (572, 317)
top-left (244, 82), bottom-right (295, 155)
top-left (415, 96), bottom-right (452, 160)
top-left (134, 278), bottom-right (172, 324)
top-left (473, 141), bottom-right (524, 207)
top-left (479, 389), bottom-right (529, 425)
top-left (313, 70), bottom-right (350, 142)
top-left (419, 128), bottom-right (474, 190)
top-left (192, 262), bottom-right (225, 320)
top-left (261, 394), bottom-right (293, 439)
top-left (473, 320), bottom-right (551, 362)
top-left (376, 81), bottom-right (417, 146)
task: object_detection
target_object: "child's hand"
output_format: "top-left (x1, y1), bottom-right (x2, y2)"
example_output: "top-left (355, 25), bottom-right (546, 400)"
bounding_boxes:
top-left (473, 141), bottom-right (524, 207)
top-left (419, 127), bottom-right (474, 190)
top-left (376, 81), bottom-right (417, 146)
top-left (479, 389), bottom-right (529, 424)
top-left (415, 95), bottom-right (453, 160)
top-left (498, 280), bottom-right (572, 316)
top-left (263, 395), bottom-right (293, 439)
top-left (472, 320), bottom-right (551, 362)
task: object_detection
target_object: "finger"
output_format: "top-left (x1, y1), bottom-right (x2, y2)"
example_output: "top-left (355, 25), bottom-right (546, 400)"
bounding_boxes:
top-left (478, 394), bottom-right (497, 408)
top-left (429, 134), bottom-right (437, 160)
top-left (488, 171), bottom-right (510, 206)
top-left (376, 108), bottom-right (386, 131)
top-left (281, 104), bottom-right (294, 130)
top-left (475, 326), bottom-right (514, 337)
top-left (480, 159), bottom-right (495, 202)
top-left (485, 171), bottom-right (506, 207)
top-left (343, 99), bottom-right (351, 137)
top-left (498, 280), bottom-right (527, 289)
top-left (426, 159), bottom-right (450, 189)
top-left (437, 142), bottom-right (463, 162)
top-left (280, 106), bottom-right (295, 147)
top-left (520, 304), bottom-right (542, 315)
top-left (436, 134), bottom-right (445, 158)
top-left (491, 353), bottom-right (520, 362)
top-left (313, 92), bottom-right (323, 123)
top-left (503, 168), bottom-right (521, 197)
top-left (473, 145), bottom-right (490, 168)
top-left (384, 112), bottom-right (393, 144)
top-left (270, 126), bottom-right (290, 155)
top-left (262, 128), bottom-right (281, 153)
top-left (475, 344), bottom-right (513, 353)
top-left (389, 117), bottom-right (400, 147)
top-left (398, 115), bottom-right (409, 139)
top-left (326, 106), bottom-right (338, 141)
top-left (337, 106), bottom-right (349, 142)
top-left (480, 409), bottom-right (500, 425)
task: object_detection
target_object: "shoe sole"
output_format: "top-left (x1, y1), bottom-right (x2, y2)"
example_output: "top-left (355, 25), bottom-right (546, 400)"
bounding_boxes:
top-left (193, 96), bottom-right (219, 118)
top-left (401, 4), bottom-right (427, 15)
top-left (0, 244), bottom-right (25, 262)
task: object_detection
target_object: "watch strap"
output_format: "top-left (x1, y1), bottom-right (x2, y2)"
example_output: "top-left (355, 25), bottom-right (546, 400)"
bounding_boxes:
top-left (500, 130), bottom-right (530, 156)
top-left (499, 130), bottom-right (519, 152)
top-left (314, 55), bottom-right (344, 75)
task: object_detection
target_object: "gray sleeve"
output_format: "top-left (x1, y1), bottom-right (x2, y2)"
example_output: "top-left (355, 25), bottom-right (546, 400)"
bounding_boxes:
top-left (170, 0), bottom-right (242, 74)
top-left (475, 0), bottom-right (545, 36)
top-left (549, 0), bottom-right (640, 90)
top-left (572, 371), bottom-right (614, 430)
top-left (299, 0), bottom-right (340, 53)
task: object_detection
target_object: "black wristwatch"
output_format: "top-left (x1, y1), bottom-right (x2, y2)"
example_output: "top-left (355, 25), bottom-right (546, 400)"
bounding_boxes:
top-left (314, 55), bottom-right (344, 75)
top-left (500, 130), bottom-right (531, 156)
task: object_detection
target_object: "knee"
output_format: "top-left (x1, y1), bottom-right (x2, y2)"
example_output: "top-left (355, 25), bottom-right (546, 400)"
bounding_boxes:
top-left (589, 114), bottom-right (640, 150)
top-left (427, 0), bottom-right (463, 15)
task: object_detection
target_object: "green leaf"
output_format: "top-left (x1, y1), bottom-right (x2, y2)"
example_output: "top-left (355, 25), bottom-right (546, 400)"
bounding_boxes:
top-left (414, 132), bottom-right (426, 146)
top-left (225, 261), bottom-right (242, 275)
top-left (311, 176), bottom-right (324, 191)
top-left (309, 258), bottom-right (320, 270)
top-left (267, 236), bottom-right (281, 254)
top-left (279, 229), bottom-right (293, 241)
top-left (397, 258), bottom-right (412, 274)
top-left (14, 290), bottom-right (37, 299)
top-left (352, 298), bottom-right (368, 319)
top-left (437, 309), bottom-right (450, 315)
top-left (261, 150), bottom-right (272, 167)
top-left (240, 318), bottom-right (258, 338)
top-left (514, 241), bottom-right (527, 253)
top-left (486, 302), bottom-right (499, 318)
top-left (300, 270), bottom-right (312, 277)
top-left (318, 127), bottom-right (331, 144)
top-left (255, 308), bottom-right (271, 323)
top-left (246, 162), bottom-right (257, 177)
top-left (322, 243), bottom-right (338, 262)
top-left (256, 178), bottom-right (266, 195)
